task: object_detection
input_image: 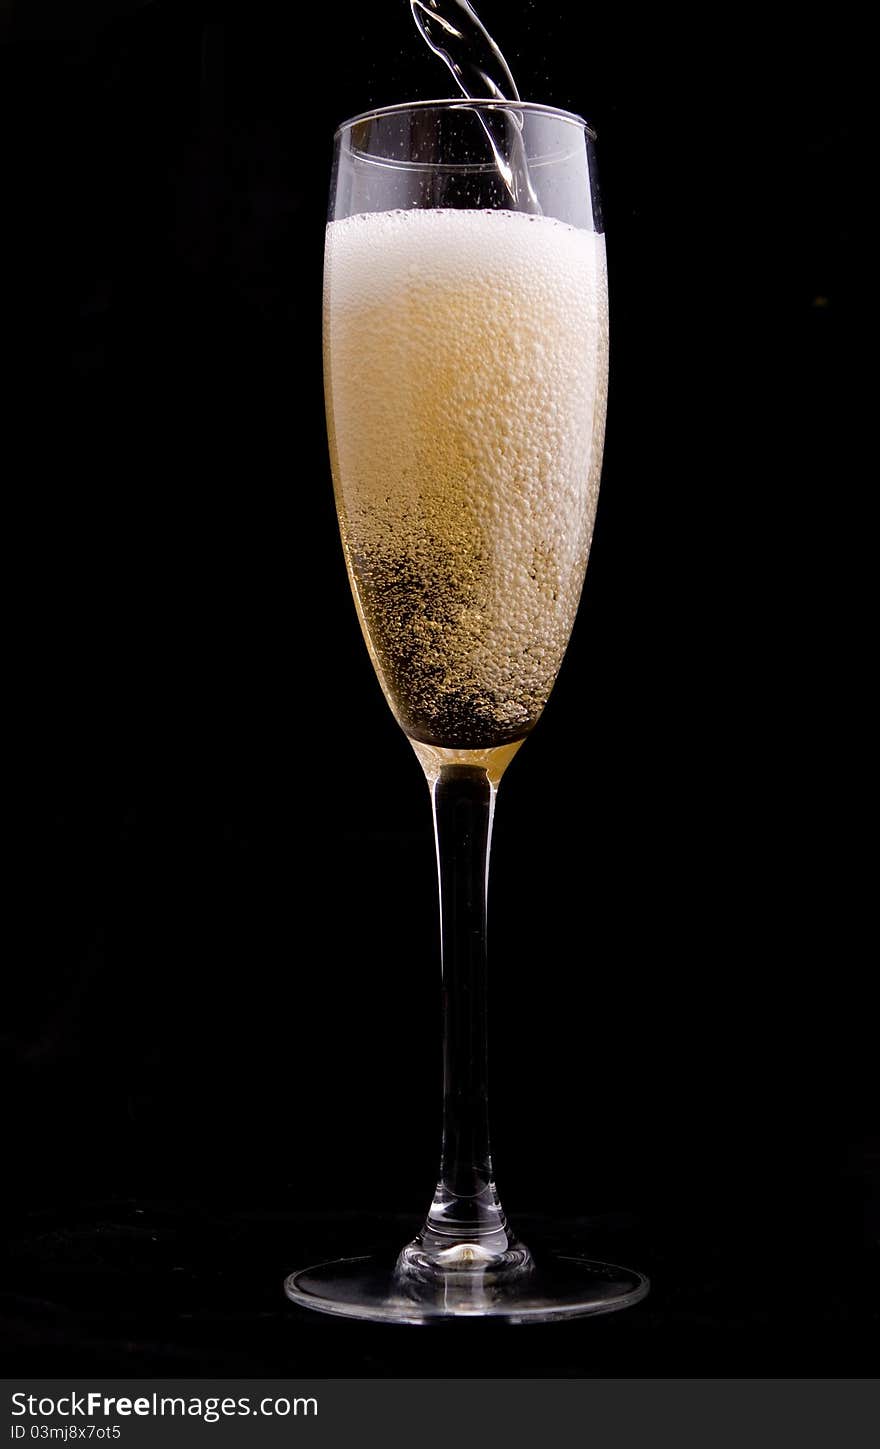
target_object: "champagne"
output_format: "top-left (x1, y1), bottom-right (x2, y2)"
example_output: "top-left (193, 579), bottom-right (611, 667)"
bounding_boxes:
top-left (410, 1), bottom-right (521, 103)
top-left (324, 207), bottom-right (608, 750)
top-left (408, 1), bottom-right (540, 211)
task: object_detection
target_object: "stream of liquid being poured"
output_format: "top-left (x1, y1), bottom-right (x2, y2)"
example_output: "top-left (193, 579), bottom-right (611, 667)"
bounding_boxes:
top-left (409, 0), bottom-right (541, 212)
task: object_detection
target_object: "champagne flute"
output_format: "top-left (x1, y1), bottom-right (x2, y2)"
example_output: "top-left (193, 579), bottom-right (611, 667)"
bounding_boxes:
top-left (285, 99), bottom-right (648, 1322)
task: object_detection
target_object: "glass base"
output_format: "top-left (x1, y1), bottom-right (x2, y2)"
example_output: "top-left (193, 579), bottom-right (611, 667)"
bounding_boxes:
top-left (284, 1249), bottom-right (648, 1324)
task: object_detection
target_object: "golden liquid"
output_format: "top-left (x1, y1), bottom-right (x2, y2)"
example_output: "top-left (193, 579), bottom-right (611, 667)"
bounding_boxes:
top-left (324, 208), bottom-right (608, 751)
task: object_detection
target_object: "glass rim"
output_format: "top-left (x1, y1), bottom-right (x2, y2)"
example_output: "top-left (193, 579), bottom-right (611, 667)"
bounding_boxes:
top-left (335, 98), bottom-right (596, 143)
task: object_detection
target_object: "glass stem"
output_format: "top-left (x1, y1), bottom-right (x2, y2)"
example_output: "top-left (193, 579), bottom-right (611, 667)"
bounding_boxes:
top-left (436, 763), bottom-right (495, 1203)
top-left (403, 762), bottom-right (528, 1273)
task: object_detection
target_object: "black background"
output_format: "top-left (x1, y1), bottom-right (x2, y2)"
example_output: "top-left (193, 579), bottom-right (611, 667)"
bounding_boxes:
top-left (3, 0), bottom-right (874, 1378)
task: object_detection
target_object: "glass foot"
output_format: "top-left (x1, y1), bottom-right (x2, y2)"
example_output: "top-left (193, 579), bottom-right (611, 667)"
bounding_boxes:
top-left (284, 1249), bottom-right (648, 1324)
